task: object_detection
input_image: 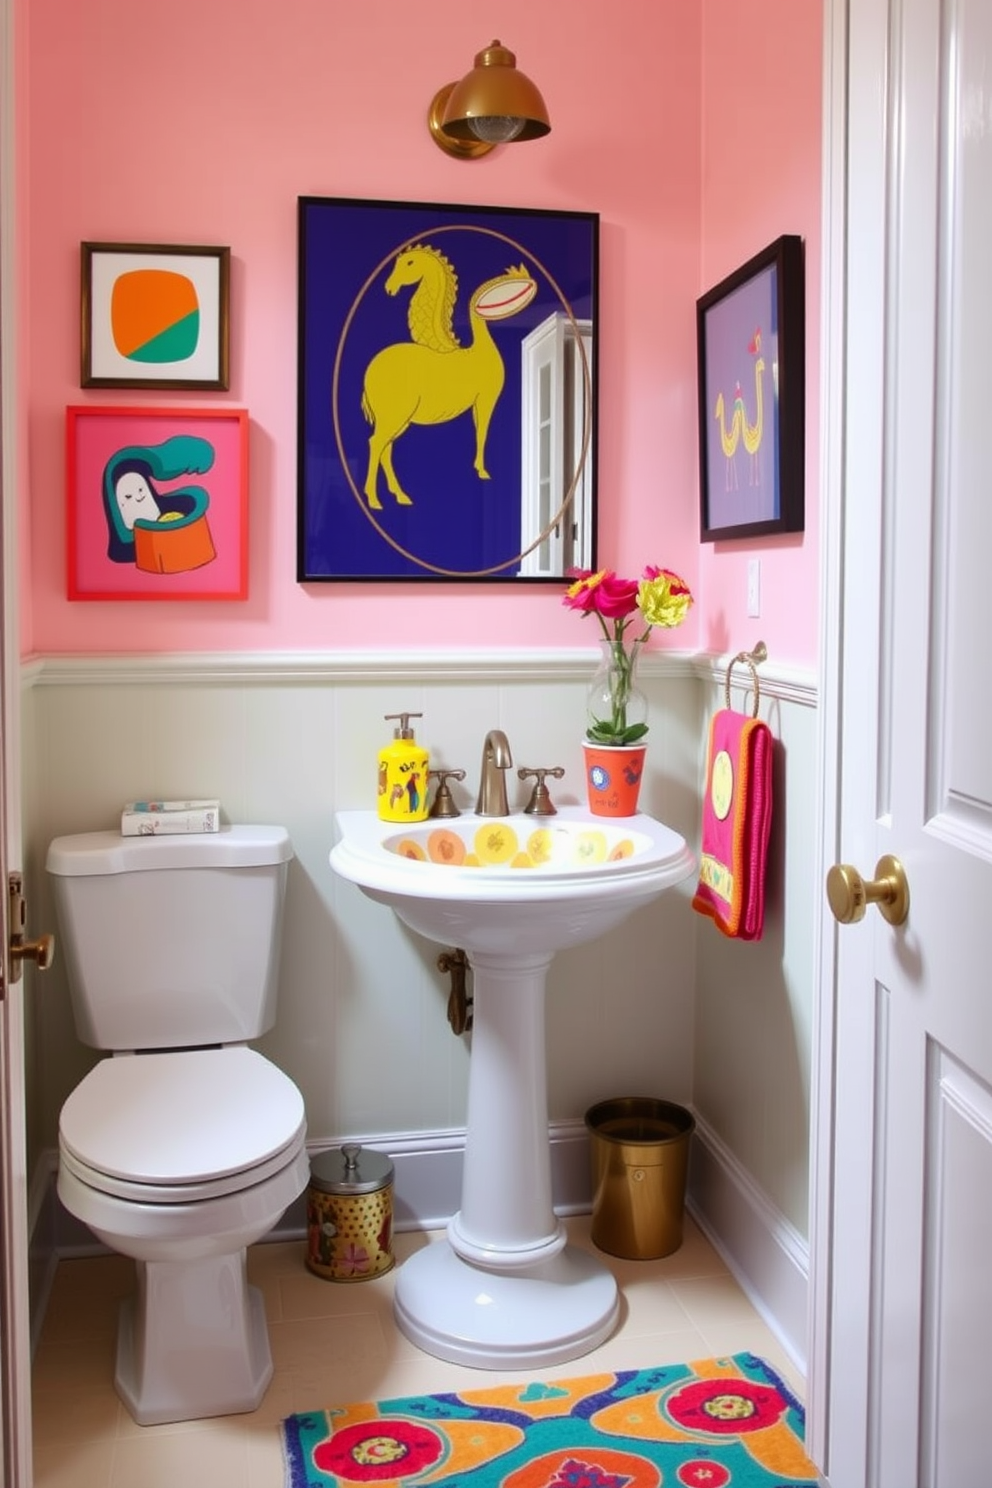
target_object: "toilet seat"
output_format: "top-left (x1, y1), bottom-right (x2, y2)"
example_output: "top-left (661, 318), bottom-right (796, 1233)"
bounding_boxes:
top-left (59, 1046), bottom-right (306, 1202)
top-left (59, 1131), bottom-right (307, 1204)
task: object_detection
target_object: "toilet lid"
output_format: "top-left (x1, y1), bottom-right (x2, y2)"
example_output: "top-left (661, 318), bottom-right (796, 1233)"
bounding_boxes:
top-left (59, 1047), bottom-right (306, 1198)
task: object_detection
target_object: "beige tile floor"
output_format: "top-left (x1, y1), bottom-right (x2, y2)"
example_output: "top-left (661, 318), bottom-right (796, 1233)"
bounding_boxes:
top-left (31, 1216), bottom-right (804, 1488)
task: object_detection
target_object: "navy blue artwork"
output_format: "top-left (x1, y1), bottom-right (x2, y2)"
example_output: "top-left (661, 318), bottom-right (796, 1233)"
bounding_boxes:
top-left (297, 197), bottom-right (598, 582)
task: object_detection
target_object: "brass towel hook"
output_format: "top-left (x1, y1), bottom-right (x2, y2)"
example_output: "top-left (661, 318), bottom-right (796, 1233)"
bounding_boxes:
top-left (725, 640), bottom-right (768, 718)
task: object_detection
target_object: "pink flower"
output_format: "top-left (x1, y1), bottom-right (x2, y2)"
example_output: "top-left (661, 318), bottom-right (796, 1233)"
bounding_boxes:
top-left (314, 1419), bottom-right (444, 1481)
top-left (339, 1243), bottom-right (371, 1276)
top-left (563, 570), bottom-right (640, 621)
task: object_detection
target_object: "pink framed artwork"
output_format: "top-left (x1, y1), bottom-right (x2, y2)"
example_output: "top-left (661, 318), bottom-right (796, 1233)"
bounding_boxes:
top-left (66, 406), bottom-right (249, 601)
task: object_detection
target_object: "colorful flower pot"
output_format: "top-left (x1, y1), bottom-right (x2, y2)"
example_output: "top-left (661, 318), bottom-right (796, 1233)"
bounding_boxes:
top-left (582, 741), bottom-right (647, 817)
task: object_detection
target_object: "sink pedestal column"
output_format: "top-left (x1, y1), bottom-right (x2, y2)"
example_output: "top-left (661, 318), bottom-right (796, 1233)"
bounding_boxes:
top-left (393, 949), bottom-right (619, 1369)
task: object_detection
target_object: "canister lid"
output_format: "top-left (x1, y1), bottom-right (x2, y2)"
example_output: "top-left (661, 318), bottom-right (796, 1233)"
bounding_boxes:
top-left (309, 1143), bottom-right (393, 1195)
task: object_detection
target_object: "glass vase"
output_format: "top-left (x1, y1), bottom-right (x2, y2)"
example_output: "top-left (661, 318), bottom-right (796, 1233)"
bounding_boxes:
top-left (586, 636), bottom-right (648, 745)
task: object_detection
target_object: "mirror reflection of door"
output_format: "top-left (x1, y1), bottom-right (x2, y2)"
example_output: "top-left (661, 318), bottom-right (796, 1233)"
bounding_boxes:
top-left (519, 314), bottom-right (594, 578)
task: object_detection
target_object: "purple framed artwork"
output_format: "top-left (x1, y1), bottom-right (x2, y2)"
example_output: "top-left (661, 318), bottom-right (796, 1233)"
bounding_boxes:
top-left (697, 235), bottom-right (804, 541)
top-left (297, 195), bottom-right (599, 582)
top-left (66, 406), bottom-right (248, 601)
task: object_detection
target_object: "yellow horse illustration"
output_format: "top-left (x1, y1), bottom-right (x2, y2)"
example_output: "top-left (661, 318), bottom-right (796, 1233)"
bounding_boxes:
top-left (361, 244), bottom-right (537, 510)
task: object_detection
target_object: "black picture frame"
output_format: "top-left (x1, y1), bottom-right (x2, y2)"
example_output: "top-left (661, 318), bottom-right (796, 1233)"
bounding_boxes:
top-left (81, 242), bottom-right (230, 391)
top-left (297, 196), bottom-right (599, 582)
top-left (696, 235), bottom-right (804, 541)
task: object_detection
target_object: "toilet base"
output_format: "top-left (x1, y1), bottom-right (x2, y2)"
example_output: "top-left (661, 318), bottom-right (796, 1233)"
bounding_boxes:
top-left (116, 1251), bottom-right (272, 1425)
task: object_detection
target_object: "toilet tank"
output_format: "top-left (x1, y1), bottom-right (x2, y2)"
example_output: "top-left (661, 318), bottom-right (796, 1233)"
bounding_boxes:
top-left (46, 826), bottom-right (293, 1051)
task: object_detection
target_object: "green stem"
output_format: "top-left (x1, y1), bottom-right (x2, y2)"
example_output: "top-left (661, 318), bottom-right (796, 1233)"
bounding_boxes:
top-left (593, 618), bottom-right (647, 742)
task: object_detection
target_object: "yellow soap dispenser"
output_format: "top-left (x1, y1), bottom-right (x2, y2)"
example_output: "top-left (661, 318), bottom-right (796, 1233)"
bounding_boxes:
top-left (377, 713), bottom-right (430, 823)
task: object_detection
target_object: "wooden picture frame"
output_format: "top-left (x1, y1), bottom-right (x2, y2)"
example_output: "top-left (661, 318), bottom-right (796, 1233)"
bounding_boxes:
top-left (297, 195), bottom-right (599, 582)
top-left (697, 235), bottom-right (804, 541)
top-left (66, 405), bottom-right (248, 600)
top-left (81, 242), bottom-right (230, 390)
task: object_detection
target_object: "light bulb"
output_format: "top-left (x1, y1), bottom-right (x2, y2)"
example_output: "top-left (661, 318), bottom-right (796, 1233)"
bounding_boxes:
top-left (468, 115), bottom-right (526, 143)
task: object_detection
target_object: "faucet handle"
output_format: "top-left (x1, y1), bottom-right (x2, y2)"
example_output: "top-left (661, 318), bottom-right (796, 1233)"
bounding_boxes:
top-left (429, 768), bottom-right (466, 819)
top-left (518, 766), bottom-right (565, 816)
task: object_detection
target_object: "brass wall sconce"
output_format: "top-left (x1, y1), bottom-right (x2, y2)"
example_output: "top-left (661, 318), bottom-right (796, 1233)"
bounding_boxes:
top-left (428, 40), bottom-right (551, 160)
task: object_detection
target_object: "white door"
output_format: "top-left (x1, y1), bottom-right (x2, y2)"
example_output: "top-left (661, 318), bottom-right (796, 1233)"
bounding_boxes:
top-left (813, 0), bottom-right (992, 1482)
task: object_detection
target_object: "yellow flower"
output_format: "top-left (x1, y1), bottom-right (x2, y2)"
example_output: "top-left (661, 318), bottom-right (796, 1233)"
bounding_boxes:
top-left (637, 568), bottom-right (693, 629)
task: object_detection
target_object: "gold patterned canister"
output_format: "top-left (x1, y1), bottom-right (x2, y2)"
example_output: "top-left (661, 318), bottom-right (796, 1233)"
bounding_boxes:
top-left (306, 1144), bottom-right (395, 1282)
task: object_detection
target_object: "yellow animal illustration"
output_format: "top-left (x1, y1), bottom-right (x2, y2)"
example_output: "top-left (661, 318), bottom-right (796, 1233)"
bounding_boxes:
top-left (361, 243), bottom-right (537, 510)
top-left (741, 328), bottom-right (766, 485)
top-left (715, 391), bottom-right (743, 490)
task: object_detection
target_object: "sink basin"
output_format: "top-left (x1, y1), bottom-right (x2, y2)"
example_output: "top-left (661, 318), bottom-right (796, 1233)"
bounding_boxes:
top-left (329, 806), bottom-right (695, 1371)
top-left (331, 806), bottom-right (694, 955)
top-left (387, 818), bottom-right (650, 870)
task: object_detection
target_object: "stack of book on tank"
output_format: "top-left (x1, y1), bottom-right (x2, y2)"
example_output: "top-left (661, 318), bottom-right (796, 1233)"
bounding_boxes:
top-left (120, 799), bottom-right (222, 836)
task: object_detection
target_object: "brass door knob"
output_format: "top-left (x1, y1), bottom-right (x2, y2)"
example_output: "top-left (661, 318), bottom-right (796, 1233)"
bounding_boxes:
top-left (10, 933), bottom-right (55, 972)
top-left (826, 853), bottom-right (910, 926)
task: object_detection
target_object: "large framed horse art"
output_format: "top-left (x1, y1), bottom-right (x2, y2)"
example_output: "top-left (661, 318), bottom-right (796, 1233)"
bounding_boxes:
top-left (297, 196), bottom-right (599, 582)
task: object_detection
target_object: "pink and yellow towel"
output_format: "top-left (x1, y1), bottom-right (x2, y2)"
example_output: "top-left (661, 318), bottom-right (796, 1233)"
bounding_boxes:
top-left (692, 709), bottom-right (773, 941)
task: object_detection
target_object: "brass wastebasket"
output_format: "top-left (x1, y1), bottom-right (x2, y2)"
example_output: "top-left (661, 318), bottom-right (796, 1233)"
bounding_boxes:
top-left (585, 1097), bottom-right (694, 1260)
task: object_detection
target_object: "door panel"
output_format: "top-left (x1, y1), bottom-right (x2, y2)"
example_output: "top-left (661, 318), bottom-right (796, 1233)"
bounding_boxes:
top-left (938, 0), bottom-right (992, 833)
top-left (920, 1049), bottom-right (992, 1485)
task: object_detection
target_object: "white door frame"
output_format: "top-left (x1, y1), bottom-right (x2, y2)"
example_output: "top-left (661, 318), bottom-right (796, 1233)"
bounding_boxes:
top-left (807, 0), bottom-right (850, 1468)
top-left (0, 0), bottom-right (34, 1481)
top-left (809, 0), bottom-right (917, 1476)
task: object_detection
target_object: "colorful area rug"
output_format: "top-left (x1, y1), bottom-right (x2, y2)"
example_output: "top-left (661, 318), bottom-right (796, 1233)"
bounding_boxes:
top-left (280, 1352), bottom-right (819, 1488)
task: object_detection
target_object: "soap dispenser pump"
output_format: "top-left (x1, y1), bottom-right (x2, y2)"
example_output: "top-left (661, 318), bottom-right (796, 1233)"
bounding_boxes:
top-left (377, 713), bottom-right (430, 823)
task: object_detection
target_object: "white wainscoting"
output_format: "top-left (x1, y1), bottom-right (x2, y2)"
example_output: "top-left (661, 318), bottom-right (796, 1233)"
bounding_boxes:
top-left (21, 648), bottom-right (816, 1369)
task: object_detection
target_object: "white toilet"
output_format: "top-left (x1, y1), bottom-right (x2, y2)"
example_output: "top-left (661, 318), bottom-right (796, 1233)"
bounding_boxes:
top-left (46, 824), bottom-right (310, 1427)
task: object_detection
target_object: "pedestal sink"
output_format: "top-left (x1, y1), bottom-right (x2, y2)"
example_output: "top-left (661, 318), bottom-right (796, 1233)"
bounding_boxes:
top-left (330, 806), bottom-right (695, 1369)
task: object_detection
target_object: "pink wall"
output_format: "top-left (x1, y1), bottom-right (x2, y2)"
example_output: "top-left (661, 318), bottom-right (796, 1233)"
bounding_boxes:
top-left (19, 0), bottom-right (821, 664)
top-left (699, 2), bottom-right (822, 662)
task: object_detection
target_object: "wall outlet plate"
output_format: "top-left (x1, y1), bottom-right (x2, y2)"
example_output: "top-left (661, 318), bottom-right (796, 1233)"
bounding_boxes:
top-left (747, 559), bottom-right (761, 618)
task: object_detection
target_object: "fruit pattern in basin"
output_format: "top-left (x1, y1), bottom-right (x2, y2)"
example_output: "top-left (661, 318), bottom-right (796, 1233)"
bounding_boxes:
top-left (387, 821), bottom-right (645, 870)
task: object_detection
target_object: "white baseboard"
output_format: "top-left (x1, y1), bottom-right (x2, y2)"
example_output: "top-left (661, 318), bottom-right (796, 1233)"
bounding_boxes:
top-left (274, 1119), bottom-right (596, 1236)
top-left (32, 1115), bottom-right (808, 1377)
top-left (686, 1112), bottom-right (809, 1375)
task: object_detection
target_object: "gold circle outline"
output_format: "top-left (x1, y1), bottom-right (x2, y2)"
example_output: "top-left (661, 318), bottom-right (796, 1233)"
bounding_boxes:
top-left (330, 223), bottom-right (593, 578)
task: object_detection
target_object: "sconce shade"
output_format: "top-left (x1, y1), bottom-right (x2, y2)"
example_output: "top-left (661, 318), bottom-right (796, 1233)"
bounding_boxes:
top-left (438, 40), bottom-right (550, 146)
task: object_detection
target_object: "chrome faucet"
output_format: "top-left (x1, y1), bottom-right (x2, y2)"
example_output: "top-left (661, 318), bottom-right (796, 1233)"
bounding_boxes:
top-left (476, 729), bottom-right (513, 816)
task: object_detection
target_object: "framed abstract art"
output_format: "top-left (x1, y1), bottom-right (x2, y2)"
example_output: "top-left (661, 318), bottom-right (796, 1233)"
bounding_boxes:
top-left (66, 405), bottom-right (248, 600)
top-left (81, 242), bottom-right (230, 390)
top-left (697, 235), bottom-right (805, 541)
